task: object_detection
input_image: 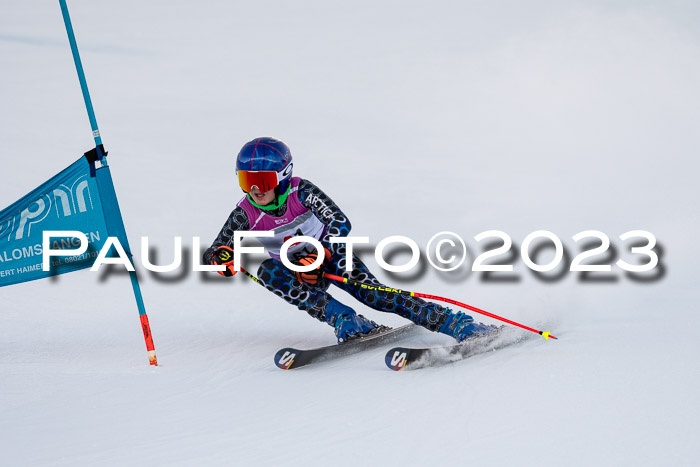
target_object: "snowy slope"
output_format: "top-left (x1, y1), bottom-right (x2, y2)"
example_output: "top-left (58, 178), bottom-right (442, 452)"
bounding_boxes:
top-left (1, 1), bottom-right (699, 466)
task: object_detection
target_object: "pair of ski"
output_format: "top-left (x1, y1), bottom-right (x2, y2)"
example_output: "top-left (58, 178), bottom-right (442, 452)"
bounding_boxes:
top-left (274, 324), bottom-right (514, 371)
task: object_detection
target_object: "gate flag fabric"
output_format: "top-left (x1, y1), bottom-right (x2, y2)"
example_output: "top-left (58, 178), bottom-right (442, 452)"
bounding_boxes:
top-left (0, 156), bottom-right (109, 287)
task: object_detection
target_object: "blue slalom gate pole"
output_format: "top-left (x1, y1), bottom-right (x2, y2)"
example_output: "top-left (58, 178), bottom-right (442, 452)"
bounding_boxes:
top-left (59, 0), bottom-right (103, 150)
top-left (59, 0), bottom-right (157, 365)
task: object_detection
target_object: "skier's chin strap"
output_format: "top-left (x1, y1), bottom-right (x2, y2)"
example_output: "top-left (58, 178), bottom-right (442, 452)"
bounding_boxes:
top-left (247, 185), bottom-right (291, 211)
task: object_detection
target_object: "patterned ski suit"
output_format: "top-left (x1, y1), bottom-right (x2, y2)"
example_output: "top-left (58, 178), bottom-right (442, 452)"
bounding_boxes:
top-left (203, 177), bottom-right (452, 331)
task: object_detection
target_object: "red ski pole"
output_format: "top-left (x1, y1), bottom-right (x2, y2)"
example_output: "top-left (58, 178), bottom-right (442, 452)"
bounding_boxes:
top-left (323, 273), bottom-right (557, 340)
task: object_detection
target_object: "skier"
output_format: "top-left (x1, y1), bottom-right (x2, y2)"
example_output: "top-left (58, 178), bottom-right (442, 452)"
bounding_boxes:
top-left (204, 137), bottom-right (496, 343)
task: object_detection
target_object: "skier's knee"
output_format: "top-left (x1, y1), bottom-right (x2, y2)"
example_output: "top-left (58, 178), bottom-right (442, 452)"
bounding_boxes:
top-left (258, 258), bottom-right (286, 286)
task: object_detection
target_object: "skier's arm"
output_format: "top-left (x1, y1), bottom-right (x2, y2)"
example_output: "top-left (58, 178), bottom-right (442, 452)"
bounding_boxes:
top-left (202, 207), bottom-right (250, 265)
top-left (297, 179), bottom-right (351, 257)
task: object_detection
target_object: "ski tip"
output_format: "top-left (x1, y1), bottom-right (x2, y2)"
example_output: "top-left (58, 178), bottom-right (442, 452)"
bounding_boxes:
top-left (385, 347), bottom-right (410, 371)
top-left (274, 348), bottom-right (299, 370)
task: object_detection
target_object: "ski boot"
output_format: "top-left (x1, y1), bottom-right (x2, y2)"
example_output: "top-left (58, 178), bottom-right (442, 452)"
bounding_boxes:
top-left (439, 309), bottom-right (499, 343)
top-left (324, 298), bottom-right (385, 343)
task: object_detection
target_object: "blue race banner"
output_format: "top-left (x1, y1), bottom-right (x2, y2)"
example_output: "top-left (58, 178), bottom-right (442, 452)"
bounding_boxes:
top-left (0, 156), bottom-right (109, 286)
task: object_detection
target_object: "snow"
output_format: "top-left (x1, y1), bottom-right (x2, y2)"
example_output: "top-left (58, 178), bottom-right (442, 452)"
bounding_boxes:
top-left (1, 1), bottom-right (699, 465)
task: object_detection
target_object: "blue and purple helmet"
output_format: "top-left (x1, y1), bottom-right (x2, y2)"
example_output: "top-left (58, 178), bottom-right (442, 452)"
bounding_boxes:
top-left (236, 137), bottom-right (293, 194)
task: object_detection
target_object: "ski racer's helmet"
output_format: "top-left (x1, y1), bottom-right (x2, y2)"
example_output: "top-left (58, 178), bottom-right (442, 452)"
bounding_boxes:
top-left (236, 137), bottom-right (293, 196)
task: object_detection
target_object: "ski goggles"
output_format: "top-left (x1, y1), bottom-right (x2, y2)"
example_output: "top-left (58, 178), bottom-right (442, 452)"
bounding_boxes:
top-left (237, 170), bottom-right (282, 193)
